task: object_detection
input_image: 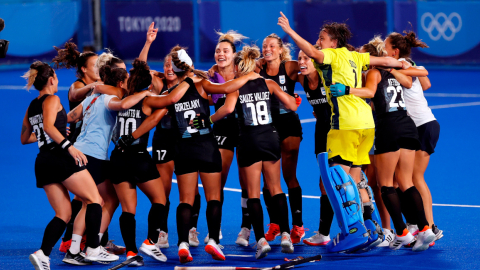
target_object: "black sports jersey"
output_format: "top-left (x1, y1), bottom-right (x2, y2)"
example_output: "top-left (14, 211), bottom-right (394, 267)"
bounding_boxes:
top-left (259, 62), bottom-right (296, 114)
top-left (214, 93), bottom-right (237, 123)
top-left (372, 69), bottom-right (406, 119)
top-left (302, 75), bottom-right (330, 123)
top-left (28, 94), bottom-right (68, 151)
top-left (154, 79), bottom-right (174, 132)
top-left (68, 79), bottom-right (88, 110)
top-left (168, 81), bottom-right (211, 138)
top-left (112, 97), bottom-right (150, 147)
top-left (236, 78), bottom-right (272, 129)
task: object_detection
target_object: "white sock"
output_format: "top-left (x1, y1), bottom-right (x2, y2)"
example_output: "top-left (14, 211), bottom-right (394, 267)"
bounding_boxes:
top-left (98, 233), bottom-right (104, 242)
top-left (69, 234), bottom-right (82, 254)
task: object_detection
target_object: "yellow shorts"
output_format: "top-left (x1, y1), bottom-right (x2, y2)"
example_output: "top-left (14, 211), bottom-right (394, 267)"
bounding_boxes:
top-left (326, 128), bottom-right (375, 166)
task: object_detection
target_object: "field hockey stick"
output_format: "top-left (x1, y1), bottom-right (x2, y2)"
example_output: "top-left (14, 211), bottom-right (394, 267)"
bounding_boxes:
top-left (108, 255), bottom-right (143, 270)
top-left (174, 254), bottom-right (322, 270)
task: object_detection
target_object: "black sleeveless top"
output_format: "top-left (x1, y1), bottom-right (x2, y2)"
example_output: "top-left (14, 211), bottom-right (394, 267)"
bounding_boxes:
top-left (28, 94), bottom-right (68, 151)
top-left (259, 62), bottom-right (296, 115)
top-left (154, 79), bottom-right (175, 131)
top-left (68, 79), bottom-right (91, 142)
top-left (235, 78), bottom-right (272, 130)
top-left (112, 97), bottom-right (150, 147)
top-left (168, 82), bottom-right (212, 139)
top-left (372, 69), bottom-right (407, 119)
top-left (302, 75), bottom-right (331, 123)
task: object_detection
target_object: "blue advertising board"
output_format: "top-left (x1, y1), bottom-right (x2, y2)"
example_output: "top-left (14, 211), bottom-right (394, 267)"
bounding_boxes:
top-left (104, 1), bottom-right (194, 61)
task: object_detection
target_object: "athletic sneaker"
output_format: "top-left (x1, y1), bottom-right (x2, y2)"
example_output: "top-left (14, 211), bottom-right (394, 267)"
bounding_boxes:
top-left (265, 223), bottom-right (280, 241)
top-left (413, 228), bottom-right (435, 252)
top-left (407, 223), bottom-right (419, 236)
top-left (303, 231), bottom-right (330, 246)
top-left (432, 224), bottom-right (444, 241)
top-left (203, 229), bottom-right (223, 244)
top-left (189, 228), bottom-right (200, 247)
top-left (104, 240), bottom-right (126, 255)
top-left (178, 242), bottom-right (193, 263)
top-left (235, 227), bottom-right (251, 246)
top-left (389, 229), bottom-right (415, 250)
top-left (280, 232), bottom-right (294, 253)
top-left (378, 228), bottom-right (395, 247)
top-left (62, 250), bottom-right (91, 265)
top-left (29, 249), bottom-right (50, 270)
top-left (85, 245), bottom-right (119, 262)
top-left (290, 225), bottom-right (306, 244)
top-left (59, 238), bottom-right (71, 253)
top-left (139, 239), bottom-right (167, 262)
top-left (157, 231), bottom-right (169, 248)
top-left (254, 238), bottom-right (271, 259)
top-left (126, 252), bottom-right (144, 267)
top-left (205, 239), bottom-right (225, 261)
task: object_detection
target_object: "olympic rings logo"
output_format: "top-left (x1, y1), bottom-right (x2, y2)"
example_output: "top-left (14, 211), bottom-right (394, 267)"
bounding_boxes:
top-left (421, 12), bottom-right (462, 41)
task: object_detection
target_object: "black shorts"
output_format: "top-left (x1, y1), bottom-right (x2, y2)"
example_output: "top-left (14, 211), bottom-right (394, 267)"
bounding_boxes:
top-left (237, 124), bottom-right (281, 168)
top-left (417, 120), bottom-right (440, 155)
top-left (35, 149), bottom-right (86, 188)
top-left (315, 120), bottom-right (330, 155)
top-left (109, 146), bottom-right (160, 185)
top-left (85, 155), bottom-right (110, 185)
top-left (374, 111), bottom-right (421, 155)
top-left (213, 119), bottom-right (239, 151)
top-left (174, 134), bottom-right (222, 175)
top-left (152, 128), bottom-right (176, 164)
top-left (272, 112), bottom-right (303, 142)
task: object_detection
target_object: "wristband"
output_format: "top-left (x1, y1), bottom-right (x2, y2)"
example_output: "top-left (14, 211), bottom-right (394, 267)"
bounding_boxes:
top-left (345, 86), bottom-right (350, 95)
top-left (60, 139), bottom-right (72, 150)
top-left (209, 115), bottom-right (213, 124)
top-left (184, 77), bottom-right (195, 88)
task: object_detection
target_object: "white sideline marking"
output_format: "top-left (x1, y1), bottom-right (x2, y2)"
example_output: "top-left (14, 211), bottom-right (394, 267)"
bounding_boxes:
top-left (166, 179), bottom-right (480, 208)
top-left (294, 91), bottom-right (480, 98)
top-left (0, 85), bottom-right (69, 90)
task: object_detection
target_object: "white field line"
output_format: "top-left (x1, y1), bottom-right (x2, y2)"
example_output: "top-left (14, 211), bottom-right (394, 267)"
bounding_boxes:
top-left (294, 91), bottom-right (480, 98)
top-left (167, 179), bottom-right (480, 208)
top-left (0, 85), bottom-right (70, 90)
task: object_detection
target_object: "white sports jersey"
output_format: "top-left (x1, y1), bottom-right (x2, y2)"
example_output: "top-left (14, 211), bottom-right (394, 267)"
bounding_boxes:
top-left (400, 59), bottom-right (436, 127)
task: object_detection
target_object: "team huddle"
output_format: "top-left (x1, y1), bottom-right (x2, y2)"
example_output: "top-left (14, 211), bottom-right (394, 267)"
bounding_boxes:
top-left (21, 12), bottom-right (442, 270)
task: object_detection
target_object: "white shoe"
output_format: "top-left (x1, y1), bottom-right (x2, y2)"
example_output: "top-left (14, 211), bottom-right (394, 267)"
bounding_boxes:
top-left (235, 227), bottom-right (251, 247)
top-left (62, 250), bottom-right (91, 265)
top-left (254, 238), bottom-right (271, 259)
top-left (178, 242), bottom-right (193, 263)
top-left (29, 249), bottom-right (50, 270)
top-left (407, 223), bottom-right (419, 236)
top-left (413, 229), bottom-right (435, 252)
top-left (280, 232), bottom-right (294, 253)
top-left (378, 228), bottom-right (395, 247)
top-left (204, 228), bottom-right (223, 244)
top-left (302, 231), bottom-right (330, 246)
top-left (85, 245), bottom-right (119, 262)
top-left (432, 224), bottom-right (444, 241)
top-left (126, 253), bottom-right (144, 267)
top-left (156, 231), bottom-right (169, 248)
top-left (389, 231), bottom-right (415, 250)
top-left (139, 239), bottom-right (167, 262)
top-left (189, 228), bottom-right (200, 247)
top-left (205, 239), bottom-right (225, 261)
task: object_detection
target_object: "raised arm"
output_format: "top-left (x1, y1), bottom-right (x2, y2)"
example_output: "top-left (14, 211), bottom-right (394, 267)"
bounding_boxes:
top-left (69, 81), bottom-right (101, 101)
top-left (138, 22), bottom-right (158, 62)
top-left (277, 12), bottom-right (324, 64)
top-left (20, 109), bottom-right (36, 144)
top-left (144, 79), bottom-right (192, 109)
top-left (348, 69), bottom-right (381, 98)
top-left (67, 103), bottom-right (84, 123)
top-left (107, 91), bottom-right (151, 111)
top-left (396, 66), bottom-right (429, 77)
top-left (266, 79), bottom-right (297, 111)
top-left (370, 56), bottom-right (410, 69)
top-left (210, 91), bottom-right (239, 123)
top-left (94, 84), bottom-right (122, 97)
top-left (386, 68), bottom-right (412, 88)
top-left (201, 72), bottom-right (261, 94)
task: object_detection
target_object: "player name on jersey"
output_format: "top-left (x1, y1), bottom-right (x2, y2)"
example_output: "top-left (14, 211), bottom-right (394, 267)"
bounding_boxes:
top-left (118, 109), bottom-right (142, 118)
top-left (174, 99), bottom-right (201, 112)
top-left (29, 114), bottom-right (43, 125)
top-left (388, 78), bottom-right (400, 87)
top-left (239, 92), bottom-right (270, 104)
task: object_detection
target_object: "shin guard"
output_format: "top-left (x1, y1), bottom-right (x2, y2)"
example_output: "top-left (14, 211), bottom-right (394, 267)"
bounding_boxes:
top-left (317, 153), bottom-right (368, 253)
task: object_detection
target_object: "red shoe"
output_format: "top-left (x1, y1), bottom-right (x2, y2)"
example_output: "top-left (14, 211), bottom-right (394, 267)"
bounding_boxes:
top-left (429, 241), bottom-right (435, 247)
top-left (59, 238), bottom-right (71, 253)
top-left (290, 225), bottom-right (306, 244)
top-left (265, 224), bottom-right (280, 242)
top-left (178, 242), bottom-right (193, 264)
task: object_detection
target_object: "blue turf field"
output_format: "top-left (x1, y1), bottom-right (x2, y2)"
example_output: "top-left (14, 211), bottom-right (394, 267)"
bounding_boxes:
top-left (1, 65), bottom-right (479, 269)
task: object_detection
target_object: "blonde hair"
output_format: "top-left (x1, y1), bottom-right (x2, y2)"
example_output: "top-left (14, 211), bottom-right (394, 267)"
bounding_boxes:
top-left (95, 50), bottom-right (124, 80)
top-left (263, 33), bottom-right (293, 61)
top-left (361, 36), bottom-right (387, 57)
top-left (234, 45), bottom-right (261, 76)
top-left (216, 30), bottom-right (248, 49)
top-left (22, 69), bottom-right (38, 91)
top-left (22, 61), bottom-right (55, 91)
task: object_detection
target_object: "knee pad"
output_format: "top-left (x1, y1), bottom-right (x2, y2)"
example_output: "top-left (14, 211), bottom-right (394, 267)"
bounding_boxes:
top-left (358, 171), bottom-right (383, 229)
top-left (317, 153), bottom-right (368, 253)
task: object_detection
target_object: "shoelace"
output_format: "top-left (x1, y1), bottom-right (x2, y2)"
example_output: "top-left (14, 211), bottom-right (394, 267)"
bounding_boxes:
top-left (292, 226), bottom-right (309, 235)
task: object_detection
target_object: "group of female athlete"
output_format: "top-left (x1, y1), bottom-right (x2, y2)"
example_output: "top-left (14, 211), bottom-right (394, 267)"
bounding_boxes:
top-left (21, 12), bottom-right (442, 270)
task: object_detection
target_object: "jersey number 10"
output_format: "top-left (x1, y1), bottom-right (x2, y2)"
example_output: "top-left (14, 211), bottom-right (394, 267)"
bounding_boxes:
top-left (118, 118), bottom-right (137, 136)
